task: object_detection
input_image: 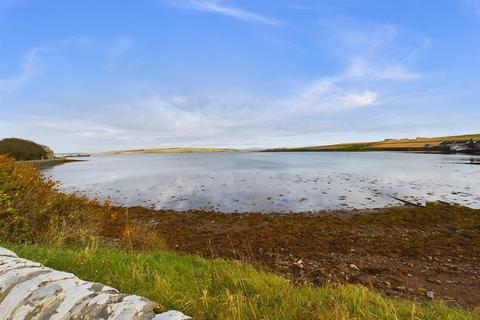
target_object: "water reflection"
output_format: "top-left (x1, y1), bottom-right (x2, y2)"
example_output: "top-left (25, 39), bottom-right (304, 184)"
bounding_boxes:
top-left (44, 152), bottom-right (480, 212)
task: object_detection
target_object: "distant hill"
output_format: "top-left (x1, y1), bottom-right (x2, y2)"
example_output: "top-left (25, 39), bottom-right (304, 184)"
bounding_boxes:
top-left (100, 147), bottom-right (238, 155)
top-left (0, 138), bottom-right (54, 161)
top-left (264, 134), bottom-right (480, 152)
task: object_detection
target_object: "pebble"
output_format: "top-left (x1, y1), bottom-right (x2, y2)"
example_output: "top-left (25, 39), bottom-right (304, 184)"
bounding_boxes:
top-left (349, 264), bottom-right (360, 271)
top-left (426, 291), bottom-right (434, 299)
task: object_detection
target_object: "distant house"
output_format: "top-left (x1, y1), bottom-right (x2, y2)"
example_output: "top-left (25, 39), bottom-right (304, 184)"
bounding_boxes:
top-left (449, 143), bottom-right (468, 152)
top-left (440, 139), bottom-right (479, 153)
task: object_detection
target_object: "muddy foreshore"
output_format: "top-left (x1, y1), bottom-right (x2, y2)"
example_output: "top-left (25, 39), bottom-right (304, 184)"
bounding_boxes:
top-left (100, 202), bottom-right (480, 310)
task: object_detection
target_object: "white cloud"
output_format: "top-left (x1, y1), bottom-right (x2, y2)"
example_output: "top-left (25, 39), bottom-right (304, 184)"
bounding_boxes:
top-left (398, 37), bottom-right (431, 63)
top-left (320, 19), bottom-right (427, 82)
top-left (5, 76), bottom-right (381, 152)
top-left (286, 79), bottom-right (378, 112)
top-left (168, 0), bottom-right (281, 26)
top-left (324, 20), bottom-right (399, 54)
top-left (341, 91), bottom-right (378, 106)
top-left (10, 71), bottom-right (476, 152)
top-left (346, 58), bottom-right (421, 81)
top-left (0, 47), bottom-right (49, 93)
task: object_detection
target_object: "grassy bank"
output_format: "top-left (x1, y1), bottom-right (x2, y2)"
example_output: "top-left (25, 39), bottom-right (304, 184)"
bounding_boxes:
top-left (2, 243), bottom-right (476, 320)
top-left (265, 133), bottom-right (480, 152)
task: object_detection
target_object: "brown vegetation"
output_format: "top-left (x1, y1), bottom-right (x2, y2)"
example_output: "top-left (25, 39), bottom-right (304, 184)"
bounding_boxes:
top-left (0, 155), bottom-right (160, 248)
top-left (106, 204), bottom-right (480, 309)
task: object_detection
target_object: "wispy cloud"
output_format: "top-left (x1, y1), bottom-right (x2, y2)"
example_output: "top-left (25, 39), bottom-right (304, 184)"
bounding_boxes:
top-left (323, 20), bottom-right (399, 54)
top-left (319, 19), bottom-right (426, 84)
top-left (167, 0), bottom-right (281, 26)
top-left (346, 58), bottom-right (421, 81)
top-left (284, 77), bottom-right (378, 113)
top-left (0, 35), bottom-right (135, 93)
top-left (398, 37), bottom-right (431, 63)
top-left (0, 47), bottom-right (49, 93)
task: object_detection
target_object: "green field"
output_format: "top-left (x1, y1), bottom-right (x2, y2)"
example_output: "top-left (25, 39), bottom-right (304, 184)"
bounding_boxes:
top-left (2, 243), bottom-right (476, 320)
top-left (265, 134), bottom-right (480, 152)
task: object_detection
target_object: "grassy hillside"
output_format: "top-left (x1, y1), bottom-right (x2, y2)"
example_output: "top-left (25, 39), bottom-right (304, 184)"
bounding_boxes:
top-left (101, 147), bottom-right (238, 155)
top-left (266, 134), bottom-right (480, 152)
top-left (0, 137), bottom-right (50, 160)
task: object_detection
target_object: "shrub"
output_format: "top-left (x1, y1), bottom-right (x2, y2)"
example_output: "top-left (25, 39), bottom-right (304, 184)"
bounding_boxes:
top-left (0, 155), bottom-right (110, 245)
top-left (0, 155), bottom-right (164, 248)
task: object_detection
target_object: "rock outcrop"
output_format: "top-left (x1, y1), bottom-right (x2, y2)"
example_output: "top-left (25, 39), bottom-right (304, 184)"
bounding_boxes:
top-left (0, 247), bottom-right (190, 319)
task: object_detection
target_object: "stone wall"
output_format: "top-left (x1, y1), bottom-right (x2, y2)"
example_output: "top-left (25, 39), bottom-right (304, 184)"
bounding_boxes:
top-left (0, 247), bottom-right (190, 319)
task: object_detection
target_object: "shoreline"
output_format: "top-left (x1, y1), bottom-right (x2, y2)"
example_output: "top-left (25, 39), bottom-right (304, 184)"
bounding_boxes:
top-left (263, 148), bottom-right (480, 155)
top-left (102, 202), bottom-right (480, 310)
top-left (22, 158), bottom-right (84, 169)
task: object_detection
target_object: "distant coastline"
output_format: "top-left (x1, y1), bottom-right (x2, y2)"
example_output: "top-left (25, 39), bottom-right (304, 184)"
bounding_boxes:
top-left (94, 134), bottom-right (480, 155)
top-left (263, 133), bottom-right (480, 153)
top-left (98, 147), bottom-right (238, 155)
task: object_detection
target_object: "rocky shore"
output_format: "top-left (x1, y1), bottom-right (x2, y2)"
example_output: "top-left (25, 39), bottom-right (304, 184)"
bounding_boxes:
top-left (103, 202), bottom-right (480, 310)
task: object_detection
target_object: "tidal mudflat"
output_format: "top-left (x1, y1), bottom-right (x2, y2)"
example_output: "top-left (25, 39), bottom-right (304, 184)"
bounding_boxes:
top-left (45, 152), bottom-right (480, 212)
top-left (101, 202), bottom-right (480, 309)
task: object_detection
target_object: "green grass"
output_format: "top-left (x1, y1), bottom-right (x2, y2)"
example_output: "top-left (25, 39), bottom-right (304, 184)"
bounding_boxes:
top-left (2, 243), bottom-right (477, 320)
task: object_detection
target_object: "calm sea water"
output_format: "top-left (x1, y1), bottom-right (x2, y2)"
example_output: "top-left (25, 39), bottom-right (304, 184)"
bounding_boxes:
top-left (44, 152), bottom-right (480, 212)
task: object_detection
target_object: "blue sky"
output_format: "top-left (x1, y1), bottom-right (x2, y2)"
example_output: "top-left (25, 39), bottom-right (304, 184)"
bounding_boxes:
top-left (0, 0), bottom-right (479, 152)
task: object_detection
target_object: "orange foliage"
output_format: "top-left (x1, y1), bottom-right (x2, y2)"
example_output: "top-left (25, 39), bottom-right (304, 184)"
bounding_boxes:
top-left (0, 155), bottom-right (114, 245)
